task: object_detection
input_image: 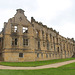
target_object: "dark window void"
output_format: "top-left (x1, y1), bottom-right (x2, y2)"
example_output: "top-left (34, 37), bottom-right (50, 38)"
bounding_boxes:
top-left (47, 42), bottom-right (49, 50)
top-left (41, 53), bottom-right (43, 58)
top-left (57, 38), bottom-right (58, 43)
top-left (12, 38), bottom-right (17, 46)
top-left (57, 47), bottom-right (59, 53)
top-left (46, 33), bottom-right (48, 40)
top-left (19, 53), bottom-right (23, 57)
top-left (46, 54), bottom-right (48, 58)
top-left (15, 38), bottom-right (17, 45)
top-left (37, 53), bottom-right (39, 58)
top-left (23, 39), bottom-right (28, 46)
top-left (42, 30), bottom-right (44, 39)
top-left (38, 41), bottom-right (40, 49)
top-left (50, 34), bottom-right (52, 42)
top-left (0, 38), bottom-right (1, 42)
top-left (43, 41), bottom-right (45, 47)
top-left (53, 37), bottom-right (55, 43)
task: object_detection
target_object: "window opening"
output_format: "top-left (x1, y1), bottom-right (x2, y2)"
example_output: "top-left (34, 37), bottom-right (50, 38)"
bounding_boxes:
top-left (42, 30), bottom-right (44, 39)
top-left (38, 41), bottom-right (40, 49)
top-left (0, 38), bottom-right (1, 42)
top-left (46, 54), bottom-right (48, 58)
top-left (57, 47), bottom-right (59, 53)
top-left (43, 41), bottom-right (45, 47)
top-left (23, 39), bottom-right (28, 46)
top-left (23, 27), bottom-right (28, 33)
top-left (12, 26), bottom-right (17, 33)
top-left (37, 53), bottom-right (39, 58)
top-left (19, 53), bottom-right (23, 57)
top-left (47, 42), bottom-right (49, 50)
top-left (12, 38), bottom-right (17, 46)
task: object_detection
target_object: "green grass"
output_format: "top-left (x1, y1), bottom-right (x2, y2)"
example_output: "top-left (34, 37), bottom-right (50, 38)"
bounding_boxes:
top-left (0, 59), bottom-right (75, 75)
top-left (0, 58), bottom-right (75, 67)
top-left (0, 63), bottom-right (75, 75)
top-left (59, 62), bottom-right (75, 69)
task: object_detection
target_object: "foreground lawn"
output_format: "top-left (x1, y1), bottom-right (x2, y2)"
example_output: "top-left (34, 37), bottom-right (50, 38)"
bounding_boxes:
top-left (0, 68), bottom-right (75, 75)
top-left (0, 62), bottom-right (75, 75)
top-left (0, 58), bottom-right (75, 67)
top-left (59, 62), bottom-right (75, 69)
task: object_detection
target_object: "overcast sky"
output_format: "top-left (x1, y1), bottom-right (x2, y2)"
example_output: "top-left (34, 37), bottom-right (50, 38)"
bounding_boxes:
top-left (0, 0), bottom-right (75, 39)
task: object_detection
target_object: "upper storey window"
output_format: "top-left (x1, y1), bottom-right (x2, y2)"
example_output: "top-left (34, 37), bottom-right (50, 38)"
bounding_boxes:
top-left (12, 26), bottom-right (17, 33)
top-left (23, 38), bottom-right (28, 46)
top-left (36, 30), bottom-right (39, 37)
top-left (0, 38), bottom-right (1, 42)
top-left (46, 33), bottom-right (48, 40)
top-left (12, 38), bottom-right (17, 46)
top-left (42, 30), bottom-right (44, 39)
top-left (53, 37), bottom-right (55, 43)
top-left (50, 34), bottom-right (52, 42)
top-left (57, 38), bottom-right (58, 44)
top-left (23, 27), bottom-right (28, 33)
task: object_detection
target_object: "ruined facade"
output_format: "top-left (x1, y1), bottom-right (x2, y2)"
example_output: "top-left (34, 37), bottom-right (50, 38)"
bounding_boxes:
top-left (0, 9), bottom-right (75, 62)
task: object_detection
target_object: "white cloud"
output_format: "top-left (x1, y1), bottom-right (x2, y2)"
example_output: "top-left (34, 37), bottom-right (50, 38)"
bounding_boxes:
top-left (34, 0), bottom-right (72, 20)
top-left (0, 0), bottom-right (75, 39)
top-left (51, 22), bottom-right (75, 38)
top-left (0, 9), bottom-right (15, 30)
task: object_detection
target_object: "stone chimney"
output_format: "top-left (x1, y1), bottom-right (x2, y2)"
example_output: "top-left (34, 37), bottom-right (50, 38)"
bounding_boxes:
top-left (16, 9), bottom-right (25, 14)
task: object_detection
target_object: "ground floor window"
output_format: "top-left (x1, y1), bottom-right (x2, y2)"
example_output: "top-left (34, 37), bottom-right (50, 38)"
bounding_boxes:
top-left (41, 53), bottom-right (43, 58)
top-left (19, 53), bottom-right (23, 57)
top-left (46, 54), bottom-right (48, 58)
top-left (37, 53), bottom-right (39, 58)
top-left (49, 53), bottom-right (51, 57)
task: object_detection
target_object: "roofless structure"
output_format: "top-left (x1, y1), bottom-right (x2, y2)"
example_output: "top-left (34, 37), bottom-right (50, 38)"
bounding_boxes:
top-left (0, 9), bottom-right (75, 62)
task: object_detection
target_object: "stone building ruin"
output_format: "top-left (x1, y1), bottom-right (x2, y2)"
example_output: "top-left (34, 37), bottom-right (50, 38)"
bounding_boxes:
top-left (0, 9), bottom-right (75, 62)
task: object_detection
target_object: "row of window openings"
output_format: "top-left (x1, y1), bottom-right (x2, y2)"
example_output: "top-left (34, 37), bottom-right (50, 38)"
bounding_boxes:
top-left (31, 30), bottom-right (71, 45)
top-left (36, 30), bottom-right (56, 42)
top-left (18, 52), bottom-right (71, 58)
top-left (12, 38), bottom-right (28, 46)
top-left (13, 27), bottom-right (58, 43)
top-left (12, 26), bottom-right (28, 33)
top-left (37, 52), bottom-right (70, 58)
top-left (38, 41), bottom-right (71, 52)
top-left (38, 41), bottom-right (58, 50)
top-left (37, 53), bottom-right (56, 58)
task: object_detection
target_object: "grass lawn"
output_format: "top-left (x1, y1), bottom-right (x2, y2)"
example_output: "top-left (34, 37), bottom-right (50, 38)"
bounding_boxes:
top-left (0, 58), bottom-right (75, 67)
top-left (0, 62), bottom-right (75, 75)
top-left (59, 62), bottom-right (75, 69)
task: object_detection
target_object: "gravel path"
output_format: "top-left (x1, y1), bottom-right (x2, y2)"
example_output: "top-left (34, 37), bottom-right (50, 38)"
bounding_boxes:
top-left (0, 60), bottom-right (75, 70)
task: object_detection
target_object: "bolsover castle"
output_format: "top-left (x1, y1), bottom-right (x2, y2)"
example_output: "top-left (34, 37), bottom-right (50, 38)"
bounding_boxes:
top-left (0, 9), bottom-right (75, 62)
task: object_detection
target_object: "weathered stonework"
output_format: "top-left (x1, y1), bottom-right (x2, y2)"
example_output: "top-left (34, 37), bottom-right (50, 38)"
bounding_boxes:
top-left (0, 9), bottom-right (75, 62)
